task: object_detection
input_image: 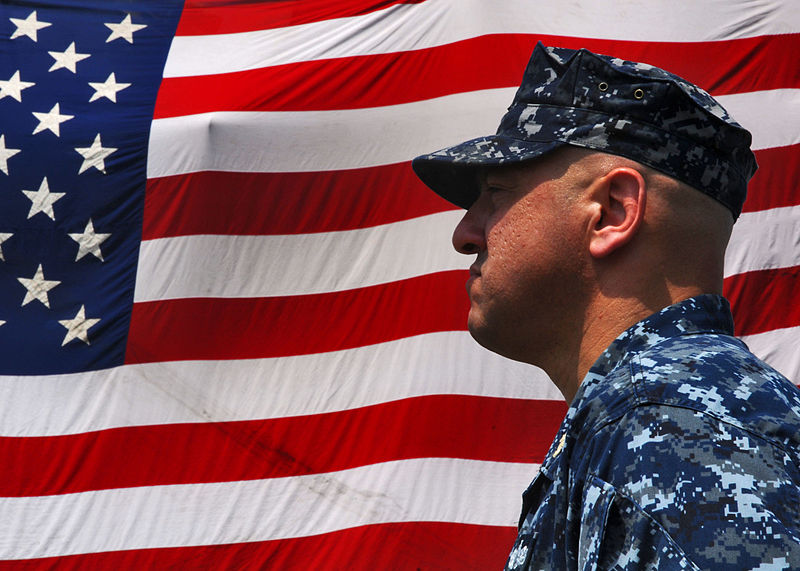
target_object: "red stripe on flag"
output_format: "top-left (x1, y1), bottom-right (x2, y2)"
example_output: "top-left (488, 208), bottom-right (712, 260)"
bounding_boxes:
top-left (742, 144), bottom-right (800, 213)
top-left (142, 144), bottom-right (794, 240)
top-left (2, 395), bottom-right (564, 496)
top-left (0, 522), bottom-right (517, 571)
top-left (176, 0), bottom-right (427, 36)
top-left (726, 265), bottom-right (800, 336)
top-left (142, 164), bottom-right (454, 239)
top-left (125, 271), bottom-right (470, 364)
top-left (154, 34), bottom-right (533, 117)
top-left (154, 34), bottom-right (799, 118)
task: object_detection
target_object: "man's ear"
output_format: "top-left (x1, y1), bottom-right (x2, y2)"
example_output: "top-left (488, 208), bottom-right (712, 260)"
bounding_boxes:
top-left (588, 167), bottom-right (646, 258)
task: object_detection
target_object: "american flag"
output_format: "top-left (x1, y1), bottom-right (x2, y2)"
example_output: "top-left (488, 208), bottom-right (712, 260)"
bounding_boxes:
top-left (0, 0), bottom-right (797, 567)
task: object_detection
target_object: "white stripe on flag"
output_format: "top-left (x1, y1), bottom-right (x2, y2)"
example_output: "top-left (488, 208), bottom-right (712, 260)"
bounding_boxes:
top-left (721, 89), bottom-right (800, 150)
top-left (0, 332), bottom-right (557, 437)
top-left (740, 326), bottom-right (800, 382)
top-left (725, 204), bottom-right (800, 276)
top-left (146, 89), bottom-right (799, 178)
top-left (133, 205), bottom-right (800, 302)
top-left (0, 457), bottom-right (537, 559)
top-left (163, 0), bottom-right (800, 77)
top-left (146, 88), bottom-right (512, 177)
top-left (135, 211), bottom-right (465, 301)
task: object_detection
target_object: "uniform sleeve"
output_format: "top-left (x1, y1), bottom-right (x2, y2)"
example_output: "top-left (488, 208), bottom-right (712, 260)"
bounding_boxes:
top-left (578, 475), bottom-right (700, 570)
top-left (582, 404), bottom-right (800, 570)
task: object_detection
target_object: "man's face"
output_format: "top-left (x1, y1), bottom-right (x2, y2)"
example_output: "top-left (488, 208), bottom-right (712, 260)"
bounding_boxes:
top-left (452, 151), bottom-right (589, 364)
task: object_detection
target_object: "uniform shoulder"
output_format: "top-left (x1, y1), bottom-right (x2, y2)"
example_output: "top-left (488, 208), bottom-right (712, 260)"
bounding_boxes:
top-left (631, 332), bottom-right (800, 455)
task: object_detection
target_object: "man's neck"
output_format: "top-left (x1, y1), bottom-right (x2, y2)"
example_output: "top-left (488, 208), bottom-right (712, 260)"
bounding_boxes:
top-left (547, 288), bottom-right (708, 404)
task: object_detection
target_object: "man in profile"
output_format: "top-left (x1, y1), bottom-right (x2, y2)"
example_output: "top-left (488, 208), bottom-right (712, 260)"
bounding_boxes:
top-left (412, 43), bottom-right (800, 569)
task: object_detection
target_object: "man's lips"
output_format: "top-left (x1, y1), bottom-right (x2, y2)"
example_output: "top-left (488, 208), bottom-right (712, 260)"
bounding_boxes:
top-left (468, 263), bottom-right (481, 278)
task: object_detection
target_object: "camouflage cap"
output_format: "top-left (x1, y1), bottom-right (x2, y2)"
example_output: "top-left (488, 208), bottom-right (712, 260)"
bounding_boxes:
top-left (412, 43), bottom-right (757, 219)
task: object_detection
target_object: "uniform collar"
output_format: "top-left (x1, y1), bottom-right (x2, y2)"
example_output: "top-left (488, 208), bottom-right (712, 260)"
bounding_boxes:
top-left (538, 294), bottom-right (734, 478)
top-left (584, 294), bottom-right (734, 379)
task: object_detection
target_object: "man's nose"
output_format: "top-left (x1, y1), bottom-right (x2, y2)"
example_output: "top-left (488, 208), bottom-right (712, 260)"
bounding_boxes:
top-left (452, 198), bottom-right (487, 255)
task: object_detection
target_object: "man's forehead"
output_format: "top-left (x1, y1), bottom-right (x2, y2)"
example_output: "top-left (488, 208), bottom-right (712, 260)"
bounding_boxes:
top-left (480, 164), bottom-right (527, 186)
top-left (478, 147), bottom-right (588, 188)
top-left (478, 155), bottom-right (553, 185)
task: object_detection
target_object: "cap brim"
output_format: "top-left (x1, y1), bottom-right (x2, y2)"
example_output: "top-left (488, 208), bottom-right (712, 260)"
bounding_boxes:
top-left (411, 135), bottom-right (565, 209)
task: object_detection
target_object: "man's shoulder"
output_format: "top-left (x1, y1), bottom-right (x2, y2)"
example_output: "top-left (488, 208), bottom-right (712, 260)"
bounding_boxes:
top-left (580, 335), bottom-right (800, 570)
top-left (586, 331), bottom-right (800, 457)
top-left (629, 332), bottom-right (800, 448)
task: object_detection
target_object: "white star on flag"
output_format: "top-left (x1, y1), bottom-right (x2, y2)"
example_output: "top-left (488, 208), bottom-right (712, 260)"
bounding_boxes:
top-left (22, 177), bottom-right (65, 220)
top-left (9, 11), bottom-right (51, 41)
top-left (18, 264), bottom-right (60, 308)
top-left (89, 73), bottom-right (131, 103)
top-left (69, 219), bottom-right (110, 261)
top-left (0, 233), bottom-right (12, 261)
top-left (32, 103), bottom-right (74, 136)
top-left (0, 135), bottom-right (21, 174)
top-left (59, 305), bottom-right (101, 346)
top-left (75, 134), bottom-right (117, 174)
top-left (48, 42), bottom-right (91, 73)
top-left (104, 14), bottom-right (147, 43)
top-left (0, 70), bottom-right (35, 102)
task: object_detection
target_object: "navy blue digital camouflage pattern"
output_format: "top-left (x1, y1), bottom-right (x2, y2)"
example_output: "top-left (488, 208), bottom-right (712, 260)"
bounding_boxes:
top-left (504, 295), bottom-right (800, 570)
top-left (412, 43), bottom-right (758, 219)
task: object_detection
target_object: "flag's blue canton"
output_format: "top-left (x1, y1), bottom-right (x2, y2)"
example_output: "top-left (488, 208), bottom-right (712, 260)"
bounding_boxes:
top-left (0, 1), bottom-right (183, 374)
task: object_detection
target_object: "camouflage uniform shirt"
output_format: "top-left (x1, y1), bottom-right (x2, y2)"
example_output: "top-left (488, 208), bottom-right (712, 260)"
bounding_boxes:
top-left (504, 294), bottom-right (800, 570)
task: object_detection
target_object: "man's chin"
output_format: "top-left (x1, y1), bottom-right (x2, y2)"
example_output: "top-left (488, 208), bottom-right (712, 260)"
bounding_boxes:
top-left (467, 317), bottom-right (502, 355)
top-left (467, 315), bottom-right (538, 365)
